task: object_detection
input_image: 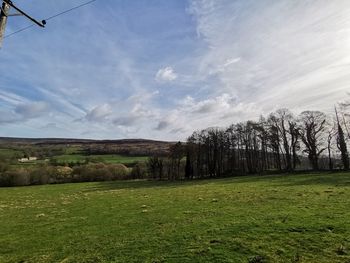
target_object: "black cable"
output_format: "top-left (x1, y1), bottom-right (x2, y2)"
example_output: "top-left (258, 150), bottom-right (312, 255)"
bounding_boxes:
top-left (4, 24), bottom-right (34, 38)
top-left (4, 0), bottom-right (97, 39)
top-left (45, 0), bottom-right (97, 21)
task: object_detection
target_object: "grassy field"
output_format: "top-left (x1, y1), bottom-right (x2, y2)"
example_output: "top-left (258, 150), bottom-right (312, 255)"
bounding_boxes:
top-left (0, 173), bottom-right (349, 262)
top-left (51, 154), bottom-right (148, 165)
top-left (0, 145), bottom-right (149, 167)
top-left (0, 148), bottom-right (21, 159)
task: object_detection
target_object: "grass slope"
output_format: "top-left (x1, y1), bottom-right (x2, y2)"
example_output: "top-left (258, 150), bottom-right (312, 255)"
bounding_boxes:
top-left (0, 173), bottom-right (349, 262)
top-left (0, 148), bottom-right (21, 159)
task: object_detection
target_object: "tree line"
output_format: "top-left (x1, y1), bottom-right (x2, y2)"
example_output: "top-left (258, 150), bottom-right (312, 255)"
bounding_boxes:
top-left (149, 107), bottom-right (350, 180)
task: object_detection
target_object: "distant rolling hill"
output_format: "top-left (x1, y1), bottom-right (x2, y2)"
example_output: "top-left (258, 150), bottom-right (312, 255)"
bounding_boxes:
top-left (0, 137), bottom-right (177, 156)
top-left (0, 137), bottom-right (174, 145)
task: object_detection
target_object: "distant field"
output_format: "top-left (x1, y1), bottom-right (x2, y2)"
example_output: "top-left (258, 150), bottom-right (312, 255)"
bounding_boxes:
top-left (0, 145), bottom-right (149, 167)
top-left (0, 148), bottom-right (21, 159)
top-left (0, 173), bottom-right (349, 262)
top-left (52, 154), bottom-right (148, 165)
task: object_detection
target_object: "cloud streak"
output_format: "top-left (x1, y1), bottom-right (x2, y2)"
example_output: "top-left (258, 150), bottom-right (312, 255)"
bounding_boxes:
top-left (0, 0), bottom-right (349, 140)
top-left (188, 0), bottom-right (350, 111)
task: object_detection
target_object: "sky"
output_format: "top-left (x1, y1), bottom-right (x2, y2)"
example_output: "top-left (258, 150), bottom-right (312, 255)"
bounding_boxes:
top-left (1, 0), bottom-right (350, 140)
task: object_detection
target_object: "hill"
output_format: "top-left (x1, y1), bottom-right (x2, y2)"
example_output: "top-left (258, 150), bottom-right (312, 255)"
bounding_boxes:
top-left (0, 137), bottom-right (174, 146)
top-left (0, 137), bottom-right (175, 156)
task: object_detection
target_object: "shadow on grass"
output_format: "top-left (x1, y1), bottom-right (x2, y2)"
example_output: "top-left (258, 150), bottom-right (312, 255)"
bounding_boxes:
top-left (84, 173), bottom-right (272, 192)
top-left (273, 171), bottom-right (350, 187)
top-left (84, 172), bottom-right (350, 192)
top-left (83, 174), bottom-right (256, 192)
top-left (83, 179), bottom-right (210, 192)
top-left (219, 171), bottom-right (350, 187)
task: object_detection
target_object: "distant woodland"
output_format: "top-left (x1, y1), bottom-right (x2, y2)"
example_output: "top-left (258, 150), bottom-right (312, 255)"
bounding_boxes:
top-left (148, 105), bottom-right (350, 180)
top-left (1, 103), bottom-right (349, 186)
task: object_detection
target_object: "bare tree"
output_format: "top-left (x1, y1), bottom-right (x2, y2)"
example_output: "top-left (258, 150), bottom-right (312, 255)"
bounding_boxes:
top-left (326, 122), bottom-right (336, 170)
top-left (335, 107), bottom-right (349, 170)
top-left (146, 156), bottom-right (164, 180)
top-left (339, 94), bottom-right (350, 139)
top-left (289, 119), bottom-right (300, 170)
top-left (298, 111), bottom-right (327, 170)
top-left (184, 108), bottom-right (342, 179)
top-left (169, 142), bottom-right (185, 180)
top-left (269, 109), bottom-right (295, 171)
top-left (267, 115), bottom-right (282, 171)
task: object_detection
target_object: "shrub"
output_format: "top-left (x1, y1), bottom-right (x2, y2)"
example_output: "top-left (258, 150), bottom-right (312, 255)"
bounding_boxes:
top-left (0, 161), bottom-right (9, 173)
top-left (90, 164), bottom-right (113, 181)
top-left (1, 162), bottom-right (132, 187)
top-left (147, 156), bottom-right (164, 180)
top-left (30, 170), bottom-right (49, 185)
top-left (29, 166), bottom-right (54, 185)
top-left (72, 163), bottom-right (129, 182)
top-left (108, 163), bottom-right (129, 180)
top-left (55, 166), bottom-right (73, 182)
top-left (130, 162), bottom-right (147, 179)
top-left (49, 158), bottom-right (58, 166)
top-left (73, 163), bottom-right (121, 182)
top-left (0, 173), bottom-right (12, 187)
top-left (5, 169), bottom-right (31, 186)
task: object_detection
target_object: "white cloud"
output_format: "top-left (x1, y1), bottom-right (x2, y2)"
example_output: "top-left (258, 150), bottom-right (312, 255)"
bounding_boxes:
top-left (2, 1), bottom-right (350, 141)
top-left (191, 93), bottom-right (236, 114)
top-left (188, 0), bottom-right (350, 114)
top-left (0, 110), bottom-right (21, 124)
top-left (85, 104), bottom-right (113, 122)
top-left (78, 93), bottom-right (159, 137)
top-left (114, 103), bottom-right (156, 127)
top-left (0, 101), bottom-right (49, 124)
top-left (155, 66), bottom-right (178, 82)
top-left (15, 101), bottom-right (49, 119)
top-left (0, 91), bottom-right (28, 105)
top-left (153, 93), bottom-right (261, 138)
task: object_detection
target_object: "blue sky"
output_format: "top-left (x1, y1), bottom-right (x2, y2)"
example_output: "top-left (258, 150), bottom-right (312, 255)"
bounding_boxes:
top-left (1, 0), bottom-right (350, 140)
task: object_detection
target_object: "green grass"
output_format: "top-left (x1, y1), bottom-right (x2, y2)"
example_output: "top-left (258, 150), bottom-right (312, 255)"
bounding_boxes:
top-left (0, 145), bottom-right (148, 167)
top-left (0, 148), bottom-right (21, 159)
top-left (52, 154), bottom-right (148, 165)
top-left (63, 146), bottom-right (83, 155)
top-left (0, 173), bottom-right (349, 262)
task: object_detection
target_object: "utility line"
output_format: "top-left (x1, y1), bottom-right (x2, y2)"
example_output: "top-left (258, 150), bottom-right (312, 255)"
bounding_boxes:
top-left (45, 0), bottom-right (97, 21)
top-left (4, 0), bottom-right (97, 39)
top-left (4, 24), bottom-right (34, 38)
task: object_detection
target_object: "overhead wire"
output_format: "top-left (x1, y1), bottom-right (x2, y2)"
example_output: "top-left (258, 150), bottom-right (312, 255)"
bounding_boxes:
top-left (45, 0), bottom-right (97, 21)
top-left (4, 24), bottom-right (34, 38)
top-left (4, 0), bottom-right (97, 39)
